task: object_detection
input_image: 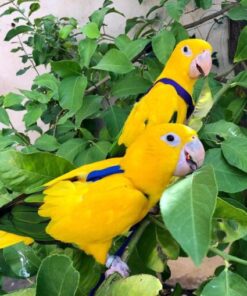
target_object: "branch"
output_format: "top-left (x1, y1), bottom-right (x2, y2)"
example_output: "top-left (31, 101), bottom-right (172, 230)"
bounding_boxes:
top-left (85, 75), bottom-right (110, 94)
top-left (0, 0), bottom-right (14, 8)
top-left (184, 2), bottom-right (238, 29)
top-left (210, 246), bottom-right (247, 266)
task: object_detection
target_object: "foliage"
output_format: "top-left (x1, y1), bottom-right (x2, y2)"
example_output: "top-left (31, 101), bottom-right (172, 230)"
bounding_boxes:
top-left (0, 0), bottom-right (247, 295)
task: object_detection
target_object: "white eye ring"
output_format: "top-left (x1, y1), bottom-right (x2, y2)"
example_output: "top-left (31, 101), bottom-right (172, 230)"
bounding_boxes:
top-left (161, 133), bottom-right (181, 147)
top-left (181, 45), bottom-right (192, 56)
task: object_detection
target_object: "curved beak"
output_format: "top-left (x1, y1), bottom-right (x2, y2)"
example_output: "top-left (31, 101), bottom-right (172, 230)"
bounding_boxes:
top-left (174, 137), bottom-right (205, 176)
top-left (189, 50), bottom-right (212, 78)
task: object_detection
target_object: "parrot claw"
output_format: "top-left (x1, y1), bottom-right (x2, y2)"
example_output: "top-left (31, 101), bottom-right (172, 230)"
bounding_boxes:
top-left (105, 255), bottom-right (129, 278)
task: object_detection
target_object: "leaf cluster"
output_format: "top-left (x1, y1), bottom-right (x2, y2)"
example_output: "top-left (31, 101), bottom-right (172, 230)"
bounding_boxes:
top-left (0, 0), bottom-right (247, 295)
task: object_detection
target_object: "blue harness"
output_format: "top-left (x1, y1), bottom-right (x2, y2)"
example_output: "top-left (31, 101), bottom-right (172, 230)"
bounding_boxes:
top-left (143, 77), bottom-right (194, 119)
top-left (86, 165), bottom-right (124, 182)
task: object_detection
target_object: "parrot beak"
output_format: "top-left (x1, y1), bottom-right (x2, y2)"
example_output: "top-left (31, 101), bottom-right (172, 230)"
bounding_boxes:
top-left (174, 137), bottom-right (205, 176)
top-left (189, 50), bottom-right (212, 78)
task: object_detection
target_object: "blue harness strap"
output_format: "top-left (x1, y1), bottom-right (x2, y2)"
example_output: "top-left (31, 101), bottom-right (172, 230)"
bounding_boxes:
top-left (86, 165), bottom-right (124, 182)
top-left (138, 77), bottom-right (194, 119)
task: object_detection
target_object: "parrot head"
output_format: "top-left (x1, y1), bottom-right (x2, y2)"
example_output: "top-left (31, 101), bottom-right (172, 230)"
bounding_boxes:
top-left (159, 39), bottom-right (213, 85)
top-left (121, 123), bottom-right (205, 197)
top-left (149, 123), bottom-right (205, 176)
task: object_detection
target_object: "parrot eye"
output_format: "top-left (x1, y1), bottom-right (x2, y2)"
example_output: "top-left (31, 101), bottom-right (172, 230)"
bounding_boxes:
top-left (182, 45), bottom-right (192, 56)
top-left (161, 133), bottom-right (181, 147)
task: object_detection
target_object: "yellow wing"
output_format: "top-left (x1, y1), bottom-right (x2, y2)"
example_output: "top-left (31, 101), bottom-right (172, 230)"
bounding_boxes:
top-left (39, 174), bottom-right (149, 264)
top-left (118, 83), bottom-right (187, 146)
top-left (45, 157), bottom-right (121, 186)
top-left (0, 231), bottom-right (33, 249)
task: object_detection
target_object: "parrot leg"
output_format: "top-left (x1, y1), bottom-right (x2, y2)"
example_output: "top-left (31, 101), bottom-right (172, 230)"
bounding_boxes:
top-left (105, 255), bottom-right (129, 278)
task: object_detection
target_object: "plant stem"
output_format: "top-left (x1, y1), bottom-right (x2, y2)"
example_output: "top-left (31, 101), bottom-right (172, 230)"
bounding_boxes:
top-left (210, 246), bottom-right (247, 266)
top-left (85, 76), bottom-right (110, 94)
top-left (122, 218), bottom-right (150, 262)
top-left (213, 81), bottom-right (232, 104)
top-left (184, 2), bottom-right (238, 29)
top-left (215, 64), bottom-right (238, 81)
top-left (12, 1), bottom-right (31, 24)
top-left (0, 0), bottom-right (14, 8)
top-left (17, 35), bottom-right (40, 76)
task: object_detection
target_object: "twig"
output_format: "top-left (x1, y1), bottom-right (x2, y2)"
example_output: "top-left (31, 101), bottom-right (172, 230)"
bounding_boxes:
top-left (210, 246), bottom-right (247, 266)
top-left (122, 218), bottom-right (150, 262)
top-left (17, 35), bottom-right (40, 76)
top-left (85, 75), bottom-right (110, 94)
top-left (0, 0), bottom-right (14, 8)
top-left (12, 1), bottom-right (31, 24)
top-left (184, 3), bottom-right (238, 29)
top-left (215, 64), bottom-right (238, 80)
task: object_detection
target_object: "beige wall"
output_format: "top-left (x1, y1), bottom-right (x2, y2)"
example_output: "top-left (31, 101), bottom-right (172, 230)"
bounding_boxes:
top-left (0, 0), bottom-right (230, 131)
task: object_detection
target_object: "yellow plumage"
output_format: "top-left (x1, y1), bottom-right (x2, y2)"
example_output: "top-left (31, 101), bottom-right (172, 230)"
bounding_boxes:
top-left (0, 230), bottom-right (33, 248)
top-left (118, 39), bottom-right (212, 147)
top-left (38, 123), bottom-right (204, 264)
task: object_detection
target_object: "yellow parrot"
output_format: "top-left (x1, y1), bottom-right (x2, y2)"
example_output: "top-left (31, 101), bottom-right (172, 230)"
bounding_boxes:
top-left (118, 38), bottom-right (212, 147)
top-left (36, 123), bottom-right (205, 265)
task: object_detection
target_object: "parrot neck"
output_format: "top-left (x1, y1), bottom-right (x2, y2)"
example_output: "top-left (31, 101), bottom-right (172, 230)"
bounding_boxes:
top-left (156, 67), bottom-right (196, 95)
top-left (120, 148), bottom-right (177, 208)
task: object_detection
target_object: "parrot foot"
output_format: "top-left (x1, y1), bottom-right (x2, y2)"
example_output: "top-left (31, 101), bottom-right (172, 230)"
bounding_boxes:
top-left (105, 255), bottom-right (129, 278)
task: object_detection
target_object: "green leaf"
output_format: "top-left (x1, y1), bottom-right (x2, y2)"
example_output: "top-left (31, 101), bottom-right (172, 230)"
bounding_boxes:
top-left (115, 35), bottom-right (149, 60)
top-left (33, 73), bottom-right (59, 98)
top-left (51, 60), bottom-right (82, 78)
top-left (21, 90), bottom-right (50, 104)
top-left (71, 249), bottom-right (103, 296)
top-left (170, 22), bottom-right (189, 42)
top-left (0, 7), bottom-right (17, 17)
top-left (234, 26), bottom-right (247, 62)
top-left (59, 75), bottom-right (87, 113)
top-left (23, 103), bottom-right (46, 127)
top-left (3, 93), bottom-right (24, 108)
top-left (93, 49), bottom-right (135, 74)
top-left (5, 26), bottom-right (33, 41)
top-left (195, 0), bottom-right (212, 10)
top-left (81, 22), bottom-right (100, 39)
top-left (222, 136), bottom-right (247, 173)
top-left (137, 223), bottom-right (179, 272)
top-left (112, 72), bottom-right (151, 97)
top-left (0, 108), bottom-right (10, 126)
top-left (36, 254), bottom-right (80, 296)
top-left (228, 6), bottom-right (247, 21)
top-left (76, 141), bottom-right (111, 165)
top-left (188, 79), bottom-right (213, 131)
top-left (28, 2), bottom-right (40, 16)
top-left (160, 166), bottom-right (217, 266)
top-left (205, 148), bottom-right (247, 193)
top-left (152, 30), bottom-right (176, 64)
top-left (34, 134), bottom-right (60, 152)
top-left (103, 105), bottom-right (128, 138)
top-left (0, 151), bottom-right (74, 193)
top-left (3, 243), bottom-right (41, 278)
top-left (0, 134), bottom-right (27, 151)
top-left (165, 0), bottom-right (188, 21)
top-left (230, 70), bottom-right (247, 88)
top-left (56, 138), bottom-right (87, 164)
top-left (16, 66), bottom-right (31, 76)
top-left (78, 39), bottom-right (97, 68)
top-left (200, 120), bottom-right (244, 145)
top-left (214, 198), bottom-right (247, 242)
top-left (201, 269), bottom-right (247, 296)
top-left (59, 24), bottom-right (74, 39)
top-left (96, 274), bottom-right (162, 296)
top-left (75, 95), bottom-right (103, 127)
top-left (90, 6), bottom-right (123, 28)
